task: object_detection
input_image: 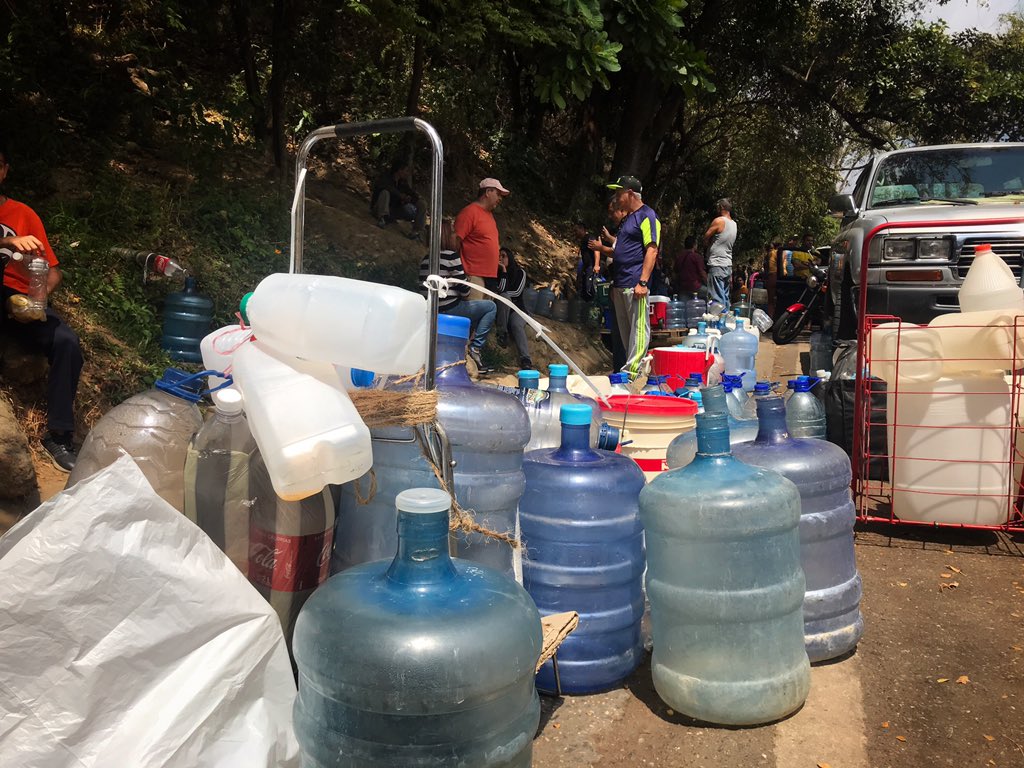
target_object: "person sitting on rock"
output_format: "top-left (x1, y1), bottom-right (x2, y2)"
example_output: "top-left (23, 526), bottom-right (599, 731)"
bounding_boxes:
top-left (370, 159), bottom-right (425, 240)
top-left (0, 141), bottom-right (83, 472)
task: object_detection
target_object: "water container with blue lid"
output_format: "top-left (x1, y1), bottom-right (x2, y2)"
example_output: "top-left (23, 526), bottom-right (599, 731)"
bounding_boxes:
top-left (665, 384), bottom-right (758, 469)
top-left (785, 376), bottom-right (827, 439)
top-left (333, 313), bottom-right (529, 579)
top-left (733, 394), bottom-right (864, 661)
top-left (547, 363), bottom-right (570, 393)
top-left (718, 317), bottom-right (758, 391)
top-left (518, 369), bottom-right (541, 389)
top-left (641, 411), bottom-right (810, 725)
top-left (721, 374), bottom-right (751, 420)
top-left (683, 294), bottom-right (706, 328)
top-left (608, 372), bottom-right (631, 393)
top-left (643, 374), bottom-right (670, 394)
top-left (295, 487), bottom-right (543, 767)
top-left (679, 321), bottom-right (710, 351)
top-left (161, 276), bottom-right (214, 363)
top-left (521, 404), bottom-right (646, 693)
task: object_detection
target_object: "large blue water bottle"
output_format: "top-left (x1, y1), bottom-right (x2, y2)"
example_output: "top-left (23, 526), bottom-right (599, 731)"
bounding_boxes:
top-left (547, 363), bottom-right (570, 393)
top-left (161, 276), bottom-right (214, 363)
top-left (785, 376), bottom-right (827, 439)
top-left (332, 314), bottom-right (529, 579)
top-left (640, 411), bottom-right (810, 725)
top-left (679, 321), bottom-right (710, 350)
top-left (732, 394), bottom-right (864, 662)
top-left (666, 384), bottom-right (758, 469)
top-left (718, 317), bottom-right (758, 391)
top-left (683, 293), bottom-right (706, 328)
top-left (294, 488), bottom-right (542, 767)
top-left (521, 404), bottom-right (646, 694)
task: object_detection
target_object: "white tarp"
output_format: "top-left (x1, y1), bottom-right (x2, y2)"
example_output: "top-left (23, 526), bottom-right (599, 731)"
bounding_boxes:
top-left (0, 455), bottom-right (299, 767)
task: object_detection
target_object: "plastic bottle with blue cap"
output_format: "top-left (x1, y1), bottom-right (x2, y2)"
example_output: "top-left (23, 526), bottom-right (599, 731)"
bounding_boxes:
top-left (718, 316), bottom-right (758, 391)
top-left (643, 374), bottom-right (670, 395)
top-left (294, 487), bottom-right (542, 766)
top-left (785, 375), bottom-right (827, 439)
top-left (665, 383), bottom-right (759, 469)
top-left (608, 372), bottom-right (632, 394)
top-left (641, 411), bottom-right (810, 724)
top-left (502, 370), bottom-right (619, 451)
top-left (547, 363), bottom-right (570, 393)
top-left (521, 404), bottom-right (646, 693)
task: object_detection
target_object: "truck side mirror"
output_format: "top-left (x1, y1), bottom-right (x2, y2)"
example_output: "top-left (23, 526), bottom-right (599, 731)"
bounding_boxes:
top-left (828, 193), bottom-right (857, 219)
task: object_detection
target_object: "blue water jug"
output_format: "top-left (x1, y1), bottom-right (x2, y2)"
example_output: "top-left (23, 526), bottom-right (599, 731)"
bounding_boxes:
top-left (161, 276), bottom-right (214, 363)
top-left (294, 488), bottom-right (542, 767)
top-left (683, 293), bottom-right (706, 328)
top-left (643, 374), bottom-right (670, 394)
top-left (718, 317), bottom-right (758, 391)
top-left (547, 363), bottom-right (570, 393)
top-left (721, 374), bottom-right (751, 419)
top-left (535, 287), bottom-right (555, 318)
top-left (665, 384), bottom-right (758, 469)
top-left (521, 404), bottom-right (646, 693)
top-left (640, 411), bottom-right (810, 725)
top-left (333, 314), bottom-right (529, 579)
top-left (666, 298), bottom-right (687, 329)
top-left (678, 321), bottom-right (710, 351)
top-left (732, 394), bottom-right (864, 662)
top-left (786, 376), bottom-right (827, 439)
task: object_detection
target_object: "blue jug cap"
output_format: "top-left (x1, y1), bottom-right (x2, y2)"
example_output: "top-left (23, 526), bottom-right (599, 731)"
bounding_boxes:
top-left (722, 374), bottom-right (744, 387)
top-left (787, 376), bottom-right (816, 392)
top-left (548, 364), bottom-right (569, 377)
top-left (438, 313), bottom-right (471, 339)
top-left (687, 389), bottom-right (703, 406)
top-left (609, 372), bottom-right (628, 384)
top-left (736, 317), bottom-right (746, 328)
top-left (647, 374), bottom-right (667, 384)
top-left (598, 422), bottom-right (620, 450)
top-left (395, 488), bottom-right (452, 515)
top-left (154, 368), bottom-right (204, 403)
top-left (685, 373), bottom-right (703, 385)
top-left (349, 368), bottom-right (375, 388)
top-left (753, 380), bottom-right (774, 395)
top-left (560, 403), bottom-right (592, 425)
top-left (518, 369), bottom-right (541, 381)
top-left (697, 321), bottom-right (706, 332)
top-left (239, 291), bottom-right (254, 324)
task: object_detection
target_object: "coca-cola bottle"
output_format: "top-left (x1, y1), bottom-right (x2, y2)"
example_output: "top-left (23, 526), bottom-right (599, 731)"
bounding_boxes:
top-left (112, 247), bottom-right (187, 280)
top-left (248, 449), bottom-right (335, 650)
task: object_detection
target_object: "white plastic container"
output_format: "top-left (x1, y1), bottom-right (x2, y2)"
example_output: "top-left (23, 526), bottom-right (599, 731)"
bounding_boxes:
top-left (958, 244), bottom-right (1024, 314)
top-left (231, 340), bottom-right (373, 500)
top-left (928, 309), bottom-right (1024, 374)
top-left (888, 375), bottom-right (1012, 526)
top-left (200, 324), bottom-right (254, 390)
top-left (242, 273), bottom-right (428, 375)
top-left (869, 322), bottom-right (942, 382)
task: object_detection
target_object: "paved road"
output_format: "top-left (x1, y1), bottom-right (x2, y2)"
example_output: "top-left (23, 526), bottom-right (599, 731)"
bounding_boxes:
top-left (533, 335), bottom-right (1024, 768)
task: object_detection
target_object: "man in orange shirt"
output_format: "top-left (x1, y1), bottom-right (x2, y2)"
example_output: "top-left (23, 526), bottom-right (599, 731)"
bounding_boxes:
top-left (0, 143), bottom-right (83, 471)
top-left (454, 178), bottom-right (509, 300)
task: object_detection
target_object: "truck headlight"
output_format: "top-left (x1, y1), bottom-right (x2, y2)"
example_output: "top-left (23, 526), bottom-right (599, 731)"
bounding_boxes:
top-left (917, 238), bottom-right (951, 260)
top-left (882, 239), bottom-right (916, 260)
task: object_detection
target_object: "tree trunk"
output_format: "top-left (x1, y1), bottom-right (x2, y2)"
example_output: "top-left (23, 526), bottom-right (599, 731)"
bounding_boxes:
top-left (269, 0), bottom-right (295, 172)
top-left (611, 74), bottom-right (684, 184)
top-left (405, 35), bottom-right (425, 116)
top-left (230, 0), bottom-right (267, 141)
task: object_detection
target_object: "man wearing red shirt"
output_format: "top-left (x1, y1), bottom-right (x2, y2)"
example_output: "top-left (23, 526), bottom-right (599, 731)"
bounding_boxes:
top-left (0, 143), bottom-right (83, 471)
top-left (454, 178), bottom-right (509, 299)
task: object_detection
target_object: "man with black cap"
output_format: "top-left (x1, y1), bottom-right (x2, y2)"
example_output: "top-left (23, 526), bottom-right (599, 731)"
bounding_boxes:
top-left (606, 175), bottom-right (661, 382)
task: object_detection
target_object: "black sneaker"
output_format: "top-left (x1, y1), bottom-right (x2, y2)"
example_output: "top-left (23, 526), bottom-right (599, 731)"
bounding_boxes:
top-left (519, 356), bottom-right (534, 370)
top-left (42, 435), bottom-right (77, 473)
top-left (376, 216), bottom-right (389, 228)
top-left (496, 333), bottom-right (508, 348)
top-left (467, 348), bottom-right (494, 374)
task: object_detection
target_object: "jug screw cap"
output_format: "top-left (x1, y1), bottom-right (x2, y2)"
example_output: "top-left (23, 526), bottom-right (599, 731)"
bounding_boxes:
top-left (396, 488), bottom-right (452, 515)
top-left (560, 403), bottom-right (592, 425)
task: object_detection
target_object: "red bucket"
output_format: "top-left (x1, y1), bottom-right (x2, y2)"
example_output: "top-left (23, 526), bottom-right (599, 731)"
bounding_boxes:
top-left (651, 347), bottom-right (715, 391)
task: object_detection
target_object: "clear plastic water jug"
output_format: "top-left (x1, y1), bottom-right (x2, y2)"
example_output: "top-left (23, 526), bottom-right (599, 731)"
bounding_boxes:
top-left (644, 374), bottom-right (671, 394)
top-left (608, 372), bottom-right (631, 394)
top-left (666, 298), bottom-right (687, 329)
top-left (547, 363), bottom-right (570, 393)
top-left (957, 243), bottom-right (1024, 314)
top-left (502, 372), bottom-right (618, 452)
top-left (241, 273), bottom-right (429, 375)
top-left (666, 384), bottom-right (759, 469)
top-left (684, 294), bottom-right (706, 328)
top-left (67, 369), bottom-right (204, 513)
top-left (679, 321), bottom-right (710, 350)
top-left (640, 411), bottom-right (810, 725)
top-left (718, 317), bottom-right (758, 391)
top-left (786, 376), bottom-right (827, 439)
top-left (721, 374), bottom-right (754, 420)
top-left (733, 395), bottom-right (864, 662)
top-left (521, 405), bottom-right (646, 693)
top-left (231, 340), bottom-right (373, 500)
top-left (183, 388), bottom-right (257, 572)
top-left (161, 276), bottom-right (214, 364)
top-left (293, 488), bottom-right (542, 767)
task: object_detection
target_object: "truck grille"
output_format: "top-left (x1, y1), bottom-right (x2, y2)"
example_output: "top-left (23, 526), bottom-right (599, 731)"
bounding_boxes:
top-left (956, 239), bottom-right (1024, 280)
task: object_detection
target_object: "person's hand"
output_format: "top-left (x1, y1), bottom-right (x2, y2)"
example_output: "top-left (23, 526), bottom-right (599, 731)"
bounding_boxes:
top-left (601, 226), bottom-right (613, 240)
top-left (633, 283), bottom-right (649, 298)
top-left (594, 264), bottom-right (601, 274)
top-left (587, 238), bottom-right (601, 251)
top-left (1, 235), bottom-right (44, 255)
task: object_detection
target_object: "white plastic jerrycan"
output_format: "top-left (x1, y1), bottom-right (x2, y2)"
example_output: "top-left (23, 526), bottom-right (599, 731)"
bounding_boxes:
top-left (241, 274), bottom-right (429, 375)
top-left (869, 322), bottom-right (942, 383)
top-left (929, 309), bottom-right (1024, 374)
top-left (201, 324), bottom-right (254, 390)
top-left (231, 340), bottom-right (373, 500)
top-left (958, 244), bottom-right (1024, 314)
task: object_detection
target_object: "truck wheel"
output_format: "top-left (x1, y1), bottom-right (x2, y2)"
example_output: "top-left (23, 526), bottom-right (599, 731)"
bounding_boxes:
top-left (834, 261), bottom-right (858, 341)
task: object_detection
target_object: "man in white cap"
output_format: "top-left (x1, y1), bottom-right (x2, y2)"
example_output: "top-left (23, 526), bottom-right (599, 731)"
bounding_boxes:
top-left (454, 178), bottom-right (509, 302)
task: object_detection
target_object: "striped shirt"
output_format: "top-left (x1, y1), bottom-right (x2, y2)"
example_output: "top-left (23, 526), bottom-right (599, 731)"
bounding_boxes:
top-left (419, 249), bottom-right (470, 310)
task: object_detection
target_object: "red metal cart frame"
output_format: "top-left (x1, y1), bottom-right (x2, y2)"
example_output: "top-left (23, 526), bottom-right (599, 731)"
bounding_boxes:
top-left (852, 217), bottom-right (1024, 531)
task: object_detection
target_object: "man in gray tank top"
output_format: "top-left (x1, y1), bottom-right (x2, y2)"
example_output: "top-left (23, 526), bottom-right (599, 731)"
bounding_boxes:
top-left (704, 198), bottom-right (737, 309)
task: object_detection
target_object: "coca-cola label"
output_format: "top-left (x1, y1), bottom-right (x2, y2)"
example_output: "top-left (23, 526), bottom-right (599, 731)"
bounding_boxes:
top-left (248, 526), bottom-right (333, 592)
top-left (152, 254), bottom-right (171, 274)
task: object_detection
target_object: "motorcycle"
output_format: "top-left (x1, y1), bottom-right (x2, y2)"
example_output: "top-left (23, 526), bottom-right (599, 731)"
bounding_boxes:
top-left (772, 264), bottom-right (830, 345)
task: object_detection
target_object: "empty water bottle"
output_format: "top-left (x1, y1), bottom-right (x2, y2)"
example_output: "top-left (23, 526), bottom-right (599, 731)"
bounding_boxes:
top-left (609, 372), bottom-right (631, 394)
top-left (643, 374), bottom-right (671, 394)
top-left (786, 376), bottom-right (827, 439)
top-left (733, 393), bottom-right (863, 661)
top-left (641, 411), bottom-right (810, 725)
top-left (521, 404), bottom-right (646, 693)
top-left (547, 363), bottom-right (570, 393)
top-left (502, 371), bottom-right (618, 451)
top-left (26, 256), bottom-right (49, 316)
top-left (67, 369), bottom-right (204, 513)
top-left (683, 293), bottom-right (706, 328)
top-left (293, 488), bottom-right (542, 767)
top-left (183, 388), bottom-right (257, 572)
top-left (679, 321), bottom-right (710, 350)
top-left (665, 384), bottom-right (758, 469)
top-left (718, 317), bottom-right (758, 391)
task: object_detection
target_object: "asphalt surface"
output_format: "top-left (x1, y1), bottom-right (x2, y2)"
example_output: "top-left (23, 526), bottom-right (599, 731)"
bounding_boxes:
top-left (533, 335), bottom-right (1024, 768)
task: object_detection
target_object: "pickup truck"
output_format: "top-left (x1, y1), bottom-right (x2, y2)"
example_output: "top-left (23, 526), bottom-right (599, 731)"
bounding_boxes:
top-left (828, 143), bottom-right (1024, 339)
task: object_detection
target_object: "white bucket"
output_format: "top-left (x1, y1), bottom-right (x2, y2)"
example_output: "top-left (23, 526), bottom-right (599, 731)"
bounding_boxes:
top-left (888, 375), bottom-right (1012, 526)
top-left (601, 395), bottom-right (698, 481)
top-left (928, 309), bottom-right (1024, 374)
top-left (869, 322), bottom-right (942, 383)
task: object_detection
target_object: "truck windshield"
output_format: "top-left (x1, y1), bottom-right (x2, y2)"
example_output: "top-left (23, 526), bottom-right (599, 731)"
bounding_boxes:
top-left (869, 146), bottom-right (1024, 208)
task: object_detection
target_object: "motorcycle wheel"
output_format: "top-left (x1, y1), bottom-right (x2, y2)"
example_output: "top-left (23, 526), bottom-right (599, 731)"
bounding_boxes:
top-left (772, 308), bottom-right (808, 345)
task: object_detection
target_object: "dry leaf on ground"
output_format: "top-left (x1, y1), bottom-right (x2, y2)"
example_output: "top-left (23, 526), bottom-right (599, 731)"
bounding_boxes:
top-left (984, 735), bottom-right (995, 741)
top-left (947, 565), bottom-right (963, 574)
top-left (941, 572), bottom-right (952, 578)
top-left (896, 735), bottom-right (907, 742)
top-left (881, 721), bottom-right (890, 729)
top-left (956, 675), bottom-right (970, 684)
top-left (937, 678), bottom-right (950, 683)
